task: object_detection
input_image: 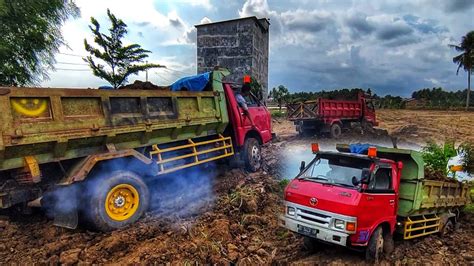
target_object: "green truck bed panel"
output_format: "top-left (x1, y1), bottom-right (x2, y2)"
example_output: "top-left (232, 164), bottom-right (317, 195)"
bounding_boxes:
top-left (0, 70), bottom-right (230, 171)
top-left (336, 144), bottom-right (471, 217)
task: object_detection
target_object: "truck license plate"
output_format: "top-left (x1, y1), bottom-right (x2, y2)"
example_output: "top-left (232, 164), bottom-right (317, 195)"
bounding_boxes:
top-left (297, 224), bottom-right (318, 237)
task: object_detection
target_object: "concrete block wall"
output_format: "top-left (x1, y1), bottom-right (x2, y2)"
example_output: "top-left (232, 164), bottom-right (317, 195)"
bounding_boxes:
top-left (196, 17), bottom-right (269, 99)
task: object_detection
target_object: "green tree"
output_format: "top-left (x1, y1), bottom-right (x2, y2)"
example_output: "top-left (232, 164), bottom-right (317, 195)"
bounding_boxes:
top-left (422, 142), bottom-right (457, 176)
top-left (84, 9), bottom-right (163, 88)
top-left (270, 85), bottom-right (289, 111)
top-left (450, 31), bottom-right (474, 110)
top-left (0, 0), bottom-right (80, 86)
top-left (249, 77), bottom-right (263, 101)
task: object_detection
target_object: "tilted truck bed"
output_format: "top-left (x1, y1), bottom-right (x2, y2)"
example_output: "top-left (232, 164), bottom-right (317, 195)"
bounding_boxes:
top-left (0, 71), bottom-right (229, 172)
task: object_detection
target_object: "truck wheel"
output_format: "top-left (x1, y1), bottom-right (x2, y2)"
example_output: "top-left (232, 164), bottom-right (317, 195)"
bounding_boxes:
top-left (243, 137), bottom-right (261, 172)
top-left (366, 226), bottom-right (384, 262)
top-left (83, 171), bottom-right (149, 231)
top-left (440, 220), bottom-right (454, 237)
top-left (298, 127), bottom-right (310, 137)
top-left (303, 236), bottom-right (320, 252)
top-left (362, 120), bottom-right (375, 133)
top-left (330, 123), bottom-right (342, 139)
top-left (383, 231), bottom-right (394, 254)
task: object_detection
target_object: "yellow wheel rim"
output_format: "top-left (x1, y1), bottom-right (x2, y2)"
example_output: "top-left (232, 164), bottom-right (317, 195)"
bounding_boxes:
top-left (105, 184), bottom-right (140, 221)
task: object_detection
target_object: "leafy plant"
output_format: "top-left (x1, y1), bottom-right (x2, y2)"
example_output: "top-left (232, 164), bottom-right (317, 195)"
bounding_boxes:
top-left (271, 110), bottom-right (285, 118)
top-left (269, 85), bottom-right (290, 111)
top-left (458, 142), bottom-right (474, 174)
top-left (278, 179), bottom-right (290, 192)
top-left (248, 77), bottom-right (263, 101)
top-left (84, 9), bottom-right (163, 88)
top-left (421, 141), bottom-right (457, 176)
top-left (0, 0), bottom-right (80, 86)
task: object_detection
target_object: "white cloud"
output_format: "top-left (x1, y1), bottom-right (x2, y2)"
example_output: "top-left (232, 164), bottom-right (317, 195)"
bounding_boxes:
top-left (425, 78), bottom-right (441, 85)
top-left (182, 17), bottom-right (212, 44)
top-left (200, 17), bottom-right (212, 24)
top-left (174, 0), bottom-right (213, 10)
top-left (238, 0), bottom-right (273, 18)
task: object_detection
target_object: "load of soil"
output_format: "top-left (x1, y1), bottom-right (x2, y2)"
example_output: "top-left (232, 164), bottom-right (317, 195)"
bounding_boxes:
top-left (0, 138), bottom-right (473, 264)
top-left (119, 80), bottom-right (169, 90)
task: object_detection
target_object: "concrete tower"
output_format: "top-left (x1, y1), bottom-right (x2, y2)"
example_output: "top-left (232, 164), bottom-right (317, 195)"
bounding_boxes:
top-left (196, 17), bottom-right (269, 99)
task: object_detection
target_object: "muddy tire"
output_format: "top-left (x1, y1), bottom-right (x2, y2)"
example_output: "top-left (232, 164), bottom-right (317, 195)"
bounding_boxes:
top-left (362, 120), bottom-right (375, 133)
top-left (298, 127), bottom-right (312, 137)
top-left (366, 226), bottom-right (384, 262)
top-left (242, 137), bottom-right (261, 172)
top-left (383, 231), bottom-right (394, 255)
top-left (330, 123), bottom-right (342, 139)
top-left (303, 236), bottom-right (320, 252)
top-left (83, 171), bottom-right (149, 232)
top-left (440, 219), bottom-right (454, 237)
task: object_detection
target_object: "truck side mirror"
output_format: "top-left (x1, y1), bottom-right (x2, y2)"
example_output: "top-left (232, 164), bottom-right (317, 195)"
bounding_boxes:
top-left (397, 161), bottom-right (403, 170)
top-left (360, 168), bottom-right (371, 184)
top-left (299, 161), bottom-right (306, 172)
top-left (351, 176), bottom-right (360, 186)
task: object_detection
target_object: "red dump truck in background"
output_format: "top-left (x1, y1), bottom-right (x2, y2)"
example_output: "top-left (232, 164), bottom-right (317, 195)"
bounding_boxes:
top-left (286, 93), bottom-right (377, 138)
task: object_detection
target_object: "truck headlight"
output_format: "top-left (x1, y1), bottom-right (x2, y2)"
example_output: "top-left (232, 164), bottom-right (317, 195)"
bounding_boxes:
top-left (334, 219), bottom-right (345, 230)
top-left (287, 206), bottom-right (295, 216)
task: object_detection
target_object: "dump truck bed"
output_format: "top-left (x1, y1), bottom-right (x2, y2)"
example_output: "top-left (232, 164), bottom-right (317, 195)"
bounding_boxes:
top-left (0, 71), bottom-right (229, 171)
top-left (336, 144), bottom-right (471, 216)
top-left (372, 146), bottom-right (470, 216)
top-left (286, 98), bottom-right (363, 121)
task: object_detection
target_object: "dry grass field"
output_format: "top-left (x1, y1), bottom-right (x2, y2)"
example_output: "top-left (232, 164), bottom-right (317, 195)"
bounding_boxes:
top-left (377, 109), bottom-right (474, 144)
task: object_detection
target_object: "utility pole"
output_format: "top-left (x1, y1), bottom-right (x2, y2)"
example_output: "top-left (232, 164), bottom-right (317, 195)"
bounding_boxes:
top-left (146, 60), bottom-right (149, 82)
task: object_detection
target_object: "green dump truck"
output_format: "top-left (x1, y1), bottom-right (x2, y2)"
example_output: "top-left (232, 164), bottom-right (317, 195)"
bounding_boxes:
top-left (0, 69), bottom-right (273, 231)
top-left (281, 143), bottom-right (471, 261)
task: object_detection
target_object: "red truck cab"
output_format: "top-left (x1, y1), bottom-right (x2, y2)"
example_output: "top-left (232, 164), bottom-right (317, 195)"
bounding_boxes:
top-left (222, 83), bottom-right (272, 171)
top-left (281, 144), bottom-right (402, 261)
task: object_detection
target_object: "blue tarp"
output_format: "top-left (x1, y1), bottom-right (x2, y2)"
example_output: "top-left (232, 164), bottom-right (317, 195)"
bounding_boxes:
top-left (349, 143), bottom-right (372, 154)
top-left (170, 72), bottom-right (211, 91)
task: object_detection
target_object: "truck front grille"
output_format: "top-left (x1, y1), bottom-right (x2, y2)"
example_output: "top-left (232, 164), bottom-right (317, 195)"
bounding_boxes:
top-left (296, 208), bottom-right (331, 226)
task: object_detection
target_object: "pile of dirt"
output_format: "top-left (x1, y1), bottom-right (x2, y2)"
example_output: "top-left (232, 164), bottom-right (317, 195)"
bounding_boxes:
top-left (119, 80), bottom-right (169, 90)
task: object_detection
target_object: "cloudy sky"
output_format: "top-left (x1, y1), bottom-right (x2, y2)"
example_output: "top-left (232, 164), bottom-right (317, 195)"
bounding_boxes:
top-left (42, 0), bottom-right (474, 96)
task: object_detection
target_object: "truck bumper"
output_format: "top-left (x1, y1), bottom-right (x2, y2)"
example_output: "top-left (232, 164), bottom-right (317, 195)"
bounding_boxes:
top-left (281, 215), bottom-right (349, 246)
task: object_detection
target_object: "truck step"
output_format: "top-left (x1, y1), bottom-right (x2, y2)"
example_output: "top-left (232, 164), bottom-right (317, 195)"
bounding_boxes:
top-left (403, 213), bottom-right (440, 240)
top-left (149, 134), bottom-right (234, 175)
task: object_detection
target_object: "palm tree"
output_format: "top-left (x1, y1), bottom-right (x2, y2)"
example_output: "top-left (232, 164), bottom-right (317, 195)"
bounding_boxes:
top-left (450, 31), bottom-right (474, 110)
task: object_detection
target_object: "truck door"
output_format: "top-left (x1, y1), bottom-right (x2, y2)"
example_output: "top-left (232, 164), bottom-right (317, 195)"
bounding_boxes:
top-left (359, 165), bottom-right (397, 233)
top-left (238, 94), bottom-right (271, 139)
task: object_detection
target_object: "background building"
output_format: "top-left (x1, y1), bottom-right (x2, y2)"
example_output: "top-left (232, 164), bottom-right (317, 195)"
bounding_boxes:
top-left (196, 17), bottom-right (269, 100)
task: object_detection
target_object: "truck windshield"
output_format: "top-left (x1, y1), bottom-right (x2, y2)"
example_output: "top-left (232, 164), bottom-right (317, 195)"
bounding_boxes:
top-left (300, 154), bottom-right (371, 188)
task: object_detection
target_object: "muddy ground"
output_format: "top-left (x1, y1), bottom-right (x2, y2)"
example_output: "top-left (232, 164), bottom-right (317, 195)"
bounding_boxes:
top-left (1, 110), bottom-right (473, 264)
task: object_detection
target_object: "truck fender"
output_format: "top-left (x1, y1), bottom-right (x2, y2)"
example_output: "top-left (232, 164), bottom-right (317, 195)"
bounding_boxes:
top-left (368, 218), bottom-right (396, 237)
top-left (244, 129), bottom-right (263, 145)
top-left (439, 212), bottom-right (456, 229)
top-left (60, 149), bottom-right (153, 185)
top-left (328, 119), bottom-right (342, 127)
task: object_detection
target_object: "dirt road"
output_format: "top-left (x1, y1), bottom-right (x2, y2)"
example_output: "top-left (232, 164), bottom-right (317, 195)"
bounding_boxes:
top-left (1, 110), bottom-right (473, 264)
